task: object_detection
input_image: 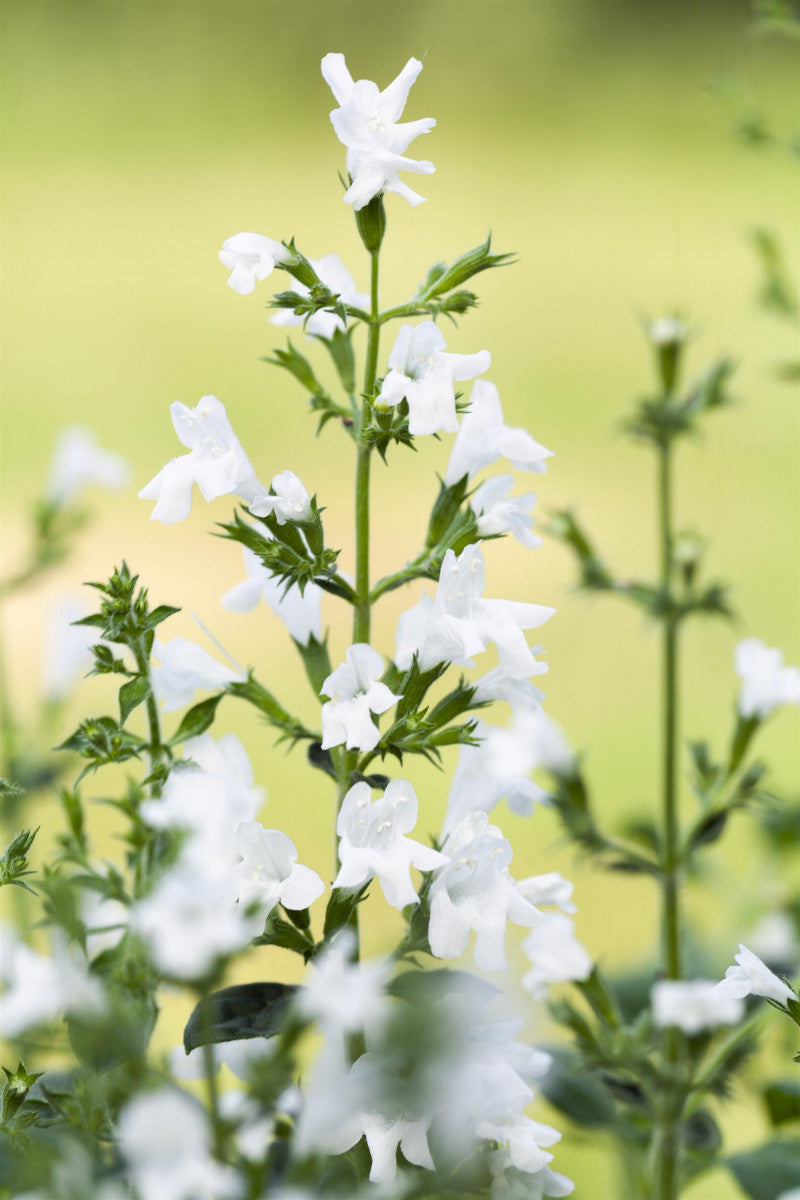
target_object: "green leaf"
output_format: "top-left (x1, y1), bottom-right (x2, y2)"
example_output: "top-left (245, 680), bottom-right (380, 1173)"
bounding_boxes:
top-left (183, 982), bottom-right (297, 1052)
top-left (764, 1080), bottom-right (800, 1127)
top-left (539, 1047), bottom-right (616, 1128)
top-left (322, 327), bottom-right (356, 395)
top-left (683, 1108), bottom-right (722, 1156)
top-left (389, 969), bottom-right (499, 1007)
top-left (726, 1138), bottom-right (800, 1200)
top-left (118, 675), bottom-right (150, 725)
top-left (252, 909), bottom-right (314, 957)
top-left (145, 604), bottom-right (181, 630)
top-left (168, 693), bottom-right (224, 745)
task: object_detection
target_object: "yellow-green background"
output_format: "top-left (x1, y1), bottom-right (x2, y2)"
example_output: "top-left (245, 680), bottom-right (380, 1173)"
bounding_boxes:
top-left (2, 2), bottom-right (798, 1196)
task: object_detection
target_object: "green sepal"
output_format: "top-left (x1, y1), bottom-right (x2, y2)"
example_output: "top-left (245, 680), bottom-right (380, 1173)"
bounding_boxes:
top-left (354, 193), bottom-right (386, 255)
top-left (417, 234), bottom-right (516, 300)
top-left (183, 982), bottom-right (297, 1052)
top-left (168, 693), bottom-right (224, 745)
top-left (252, 909), bottom-right (315, 958)
top-left (322, 883), bottom-right (370, 942)
top-left (0, 827), bottom-right (38, 892)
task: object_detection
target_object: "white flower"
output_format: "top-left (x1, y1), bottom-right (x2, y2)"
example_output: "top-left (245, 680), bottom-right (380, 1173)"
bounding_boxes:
top-left (270, 254), bottom-right (367, 339)
top-left (81, 889), bottom-right (128, 959)
top-left (119, 1088), bottom-right (242, 1200)
top-left (517, 873), bottom-right (576, 915)
top-left (321, 53), bottom-right (435, 210)
top-left (490, 1158), bottom-right (574, 1200)
top-left (334, 779), bottom-right (447, 909)
top-left (446, 380), bottom-right (553, 485)
top-left (651, 979), bottom-right (744, 1034)
top-left (376, 321), bottom-right (490, 436)
top-left (0, 928), bottom-right (105, 1037)
top-left (219, 232), bottom-right (290, 296)
top-left (747, 912), bottom-right (799, 967)
top-left (428, 812), bottom-right (540, 971)
top-left (234, 820), bottom-right (324, 925)
top-left (249, 469), bottom-right (313, 523)
top-left (474, 666), bottom-right (546, 713)
top-left (223, 546), bottom-right (323, 645)
top-left (320, 643), bottom-right (400, 752)
top-left (650, 315), bottom-right (688, 345)
top-left (471, 474), bottom-right (541, 549)
top-left (46, 426), bottom-right (129, 506)
top-left (735, 638), bottom-right (800, 719)
top-left (395, 542), bottom-right (554, 678)
top-left (41, 598), bottom-right (100, 702)
top-left (298, 931), bottom-right (390, 1040)
top-left (443, 717), bottom-right (552, 835)
top-left (169, 1037), bottom-right (272, 1082)
top-left (714, 943), bottom-right (796, 1008)
top-left (478, 1109), bottom-right (561, 1176)
top-left (522, 914), bottom-right (592, 998)
top-left (151, 636), bottom-right (241, 711)
top-left (139, 395), bottom-right (266, 524)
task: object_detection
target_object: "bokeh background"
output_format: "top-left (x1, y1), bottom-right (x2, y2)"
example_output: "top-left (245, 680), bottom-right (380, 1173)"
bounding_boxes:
top-left (2, 2), bottom-right (798, 1196)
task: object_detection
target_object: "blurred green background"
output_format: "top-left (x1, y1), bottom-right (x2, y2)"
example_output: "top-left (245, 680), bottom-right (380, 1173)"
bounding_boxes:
top-left (2, 1), bottom-right (798, 1195)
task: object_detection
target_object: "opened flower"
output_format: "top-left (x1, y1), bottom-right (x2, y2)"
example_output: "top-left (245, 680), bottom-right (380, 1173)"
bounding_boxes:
top-left (46, 426), bottom-right (129, 507)
top-left (714, 943), bottom-right (796, 1007)
top-left (443, 716), bottom-right (552, 834)
top-left (651, 979), bottom-right (743, 1034)
top-left (320, 643), bottom-right (400, 752)
top-left (735, 638), bottom-right (800, 719)
top-left (270, 253), bottom-right (367, 339)
top-left (151, 636), bottom-right (241, 711)
top-left (376, 321), bottom-right (490, 436)
top-left (139, 395), bottom-right (266, 524)
top-left (219, 232), bottom-right (289, 295)
top-left (233, 820), bottom-right (324, 925)
top-left (471, 475), bottom-right (541, 548)
top-left (250, 469), bottom-right (313, 524)
top-left (321, 53), bottom-right (435, 210)
top-left (334, 779), bottom-right (447, 909)
top-left (522, 913), bottom-right (592, 998)
top-left (446, 380), bottom-right (553, 485)
top-left (223, 546), bottom-right (323, 645)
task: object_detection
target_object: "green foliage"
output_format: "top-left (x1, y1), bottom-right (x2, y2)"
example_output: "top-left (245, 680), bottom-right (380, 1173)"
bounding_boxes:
top-left (217, 506), bottom-right (353, 601)
top-left (227, 672), bottom-right (318, 745)
top-left (763, 1079), bottom-right (800, 1126)
top-left (0, 827), bottom-right (38, 893)
top-left (539, 1046), bottom-right (617, 1128)
top-left (168, 693), bottom-right (225, 745)
top-left (726, 1138), bottom-right (800, 1200)
top-left (625, 358), bottom-right (736, 447)
top-left (183, 982), bottom-right (297, 1052)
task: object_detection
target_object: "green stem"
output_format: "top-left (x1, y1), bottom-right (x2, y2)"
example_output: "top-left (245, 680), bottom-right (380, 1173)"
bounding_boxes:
top-left (132, 639), bottom-right (166, 797)
top-left (199, 1001), bottom-right (226, 1160)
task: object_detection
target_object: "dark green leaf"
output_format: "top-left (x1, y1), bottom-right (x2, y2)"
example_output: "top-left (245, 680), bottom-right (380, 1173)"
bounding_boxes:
top-left (168, 694), bottom-right (224, 745)
top-left (539, 1047), bottom-right (616, 1127)
top-left (726, 1139), bottom-right (800, 1200)
top-left (389, 969), bottom-right (500, 1007)
top-left (764, 1080), bottom-right (800, 1127)
top-left (183, 982), bottom-right (297, 1052)
top-left (118, 675), bottom-right (150, 725)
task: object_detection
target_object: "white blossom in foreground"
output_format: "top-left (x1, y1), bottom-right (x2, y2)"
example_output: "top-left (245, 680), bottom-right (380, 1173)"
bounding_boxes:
top-left (298, 931), bottom-right (390, 1040)
top-left (334, 779), bottom-right (447, 908)
top-left (119, 1088), bottom-right (241, 1200)
top-left (249, 469), bottom-right (313, 524)
top-left (443, 717), bottom-right (552, 834)
top-left (429, 812), bottom-right (540, 971)
top-left (233, 820), bottom-right (324, 925)
top-left (321, 53), bottom-right (435, 210)
top-left (522, 914), bottom-right (592, 998)
top-left (151, 636), bottom-right (242, 711)
top-left (219, 232), bottom-right (290, 296)
top-left (270, 253), bottom-right (367, 339)
top-left (651, 979), bottom-right (744, 1034)
top-left (446, 380), bottom-right (553, 484)
top-left (478, 1108), bottom-right (562, 1176)
top-left (471, 475), bottom-right (541, 549)
top-left (320, 643), bottom-right (400, 752)
top-left (714, 943), bottom-right (796, 1008)
top-left (376, 321), bottom-right (491, 436)
top-left (396, 542), bottom-right (554, 677)
top-left (517, 872), bottom-right (576, 914)
top-left (735, 638), bottom-right (800, 719)
top-left (490, 1157), bottom-right (574, 1200)
top-left (46, 426), bottom-right (129, 507)
top-left (139, 395), bottom-right (266, 524)
top-left (223, 546), bottom-right (323, 644)
top-left (0, 929), bottom-right (105, 1037)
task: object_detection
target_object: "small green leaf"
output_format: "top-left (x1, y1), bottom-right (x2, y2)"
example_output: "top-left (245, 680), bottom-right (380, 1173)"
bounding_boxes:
top-left (764, 1080), bottom-right (800, 1127)
top-left (183, 982), bottom-right (297, 1052)
top-left (119, 676), bottom-right (150, 725)
top-left (145, 604), bottom-right (181, 630)
top-left (726, 1138), bottom-right (800, 1200)
top-left (539, 1047), bottom-right (616, 1128)
top-left (169, 694), bottom-right (224, 745)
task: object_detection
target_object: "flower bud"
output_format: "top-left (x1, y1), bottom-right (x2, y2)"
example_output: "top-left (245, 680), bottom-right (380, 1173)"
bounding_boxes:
top-left (649, 315), bottom-right (688, 394)
top-left (354, 193), bottom-right (386, 256)
top-left (673, 529), bottom-right (704, 588)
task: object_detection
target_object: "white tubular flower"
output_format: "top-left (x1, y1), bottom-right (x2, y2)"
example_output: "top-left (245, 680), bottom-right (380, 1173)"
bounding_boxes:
top-left (183, 732), bottom-right (265, 821)
top-left (0, 929), bottom-right (105, 1037)
top-left (714, 943), bottom-right (796, 1008)
top-left (41, 598), bottom-right (99, 702)
top-left (270, 254), bottom-right (367, 339)
top-left (150, 636), bottom-right (241, 712)
top-left (321, 53), bottom-right (436, 210)
top-left (395, 543), bottom-right (554, 678)
top-left (119, 1088), bottom-right (242, 1200)
top-left (223, 547), bottom-right (323, 645)
top-left (735, 638), bottom-right (800, 718)
top-left (428, 812), bottom-right (540, 971)
top-left (472, 475), bottom-right (541, 549)
top-left (446, 380), bottom-right (553, 485)
top-left (443, 717), bottom-right (551, 835)
top-left (219, 231), bottom-right (290, 295)
top-left (478, 1109), bottom-right (561, 1176)
top-left (376, 321), bottom-right (491, 436)
top-left (320, 643), bottom-right (400, 752)
top-left (234, 820), bottom-right (324, 925)
top-left (46, 426), bottom-right (129, 507)
top-left (249, 469), bottom-right (313, 523)
top-left (522, 914), bottom-right (592, 998)
top-left (298, 931), bottom-right (390, 1040)
top-left (517, 873), bottom-right (576, 915)
top-left (490, 1158), bottom-right (574, 1200)
top-left (474, 666), bottom-right (547, 712)
top-left (139, 394), bottom-right (266, 524)
top-left (334, 779), bottom-right (447, 909)
top-left (651, 979), bottom-right (744, 1034)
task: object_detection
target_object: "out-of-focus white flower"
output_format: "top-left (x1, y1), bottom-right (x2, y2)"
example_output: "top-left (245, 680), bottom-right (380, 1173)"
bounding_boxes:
top-left (234, 820), bottom-right (324, 925)
top-left (651, 979), bottom-right (744, 1034)
top-left (649, 315), bottom-right (688, 345)
top-left (321, 643), bottom-right (400, 752)
top-left (478, 1109), bottom-right (562, 1176)
top-left (218, 1090), bottom-right (275, 1162)
top-left (376, 321), bottom-right (490, 436)
top-left (151, 636), bottom-right (242, 712)
top-left (223, 546), bottom-right (324, 645)
top-left (776, 1191), bottom-right (800, 1200)
top-left (517, 873), bottom-right (576, 915)
top-left (118, 1088), bottom-right (242, 1200)
top-left (522, 914), bottom-right (592, 998)
top-left (395, 543), bottom-right (554, 678)
top-left (46, 427), bottom-right (129, 507)
top-left (321, 53), bottom-right (435, 210)
top-left (139, 395), bottom-right (266, 524)
top-left (298, 931), bottom-right (390, 1040)
top-left (429, 812), bottom-right (540, 971)
top-left (747, 912), bottom-right (799, 968)
top-left (735, 639), bottom-right (800, 719)
top-left (474, 666), bottom-right (546, 712)
top-left (81, 888), bottom-right (128, 959)
top-left (490, 1157), bottom-right (574, 1200)
top-left (183, 731), bottom-right (264, 818)
top-left (0, 929), bottom-right (105, 1037)
top-left (249, 469), bottom-right (312, 524)
top-left (42, 598), bottom-right (100, 702)
top-left (169, 1037), bottom-right (273, 1082)
top-left (714, 943), bottom-right (796, 1008)
top-left (219, 232), bottom-right (290, 296)
top-left (443, 717), bottom-right (551, 834)
top-left (334, 779), bottom-right (447, 909)
top-left (471, 475), bottom-right (541, 549)
top-left (270, 254), bottom-right (367, 339)
top-left (446, 380), bottom-right (553, 485)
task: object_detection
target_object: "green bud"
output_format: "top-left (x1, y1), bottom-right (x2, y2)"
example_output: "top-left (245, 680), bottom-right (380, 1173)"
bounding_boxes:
top-left (673, 529), bottom-right (704, 588)
top-left (648, 315), bottom-right (688, 393)
top-left (355, 193), bottom-right (386, 256)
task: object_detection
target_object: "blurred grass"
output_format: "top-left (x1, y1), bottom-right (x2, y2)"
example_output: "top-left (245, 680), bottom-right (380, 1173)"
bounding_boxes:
top-left (2, 2), bottom-right (798, 1196)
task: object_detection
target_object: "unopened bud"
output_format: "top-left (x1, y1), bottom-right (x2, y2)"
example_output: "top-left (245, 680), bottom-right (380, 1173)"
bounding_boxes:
top-left (649, 315), bottom-right (688, 394)
top-left (673, 530), bottom-right (704, 587)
